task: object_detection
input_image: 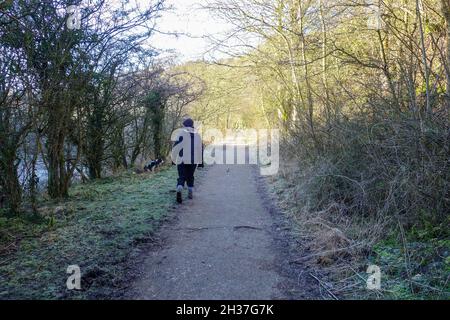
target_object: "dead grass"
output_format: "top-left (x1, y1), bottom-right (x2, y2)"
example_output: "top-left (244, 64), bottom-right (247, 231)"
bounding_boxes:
top-left (268, 154), bottom-right (449, 300)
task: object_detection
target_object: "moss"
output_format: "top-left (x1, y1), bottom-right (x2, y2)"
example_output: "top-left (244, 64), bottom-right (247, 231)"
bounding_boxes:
top-left (0, 167), bottom-right (178, 299)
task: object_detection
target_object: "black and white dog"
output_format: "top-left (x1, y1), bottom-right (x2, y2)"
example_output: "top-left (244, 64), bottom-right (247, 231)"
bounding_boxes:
top-left (144, 159), bottom-right (164, 172)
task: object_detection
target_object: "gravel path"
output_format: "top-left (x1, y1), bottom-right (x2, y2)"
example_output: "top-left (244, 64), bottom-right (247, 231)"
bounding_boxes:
top-left (130, 163), bottom-right (317, 300)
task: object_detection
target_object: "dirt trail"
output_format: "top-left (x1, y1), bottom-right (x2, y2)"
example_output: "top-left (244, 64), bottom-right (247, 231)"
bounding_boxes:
top-left (130, 163), bottom-right (316, 300)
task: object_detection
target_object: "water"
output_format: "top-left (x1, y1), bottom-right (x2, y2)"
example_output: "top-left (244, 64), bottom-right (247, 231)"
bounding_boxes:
top-left (18, 158), bottom-right (87, 192)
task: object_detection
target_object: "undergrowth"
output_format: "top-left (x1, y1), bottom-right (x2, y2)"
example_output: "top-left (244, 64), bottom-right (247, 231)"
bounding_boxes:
top-left (268, 162), bottom-right (449, 300)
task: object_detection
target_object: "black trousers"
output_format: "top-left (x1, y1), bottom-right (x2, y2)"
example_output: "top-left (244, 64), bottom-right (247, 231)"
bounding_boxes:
top-left (177, 164), bottom-right (197, 188)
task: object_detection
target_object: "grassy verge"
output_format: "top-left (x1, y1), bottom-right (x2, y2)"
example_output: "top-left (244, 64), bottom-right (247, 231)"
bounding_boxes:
top-left (0, 167), bottom-right (178, 299)
top-left (267, 170), bottom-right (449, 300)
top-left (369, 231), bottom-right (449, 299)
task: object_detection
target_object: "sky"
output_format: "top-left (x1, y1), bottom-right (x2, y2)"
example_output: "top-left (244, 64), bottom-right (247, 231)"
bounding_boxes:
top-left (147, 0), bottom-right (232, 63)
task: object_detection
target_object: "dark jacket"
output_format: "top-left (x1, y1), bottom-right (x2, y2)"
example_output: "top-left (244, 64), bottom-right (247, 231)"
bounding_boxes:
top-left (172, 127), bottom-right (203, 165)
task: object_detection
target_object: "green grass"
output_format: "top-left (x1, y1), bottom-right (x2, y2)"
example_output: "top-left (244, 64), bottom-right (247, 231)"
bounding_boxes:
top-left (370, 227), bottom-right (450, 300)
top-left (0, 167), bottom-right (178, 299)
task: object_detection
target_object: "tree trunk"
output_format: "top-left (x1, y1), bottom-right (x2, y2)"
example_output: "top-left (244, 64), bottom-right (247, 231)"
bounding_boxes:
top-left (111, 127), bottom-right (127, 172)
top-left (441, 0), bottom-right (450, 111)
top-left (144, 91), bottom-right (165, 159)
top-left (47, 109), bottom-right (69, 198)
top-left (377, 30), bottom-right (399, 109)
top-left (417, 0), bottom-right (431, 115)
top-left (29, 133), bottom-right (41, 215)
top-left (298, 1), bottom-right (320, 153)
top-left (319, 0), bottom-right (331, 125)
top-left (152, 105), bottom-right (164, 159)
top-left (4, 159), bottom-right (21, 214)
top-left (0, 145), bottom-right (22, 214)
top-left (86, 107), bottom-right (105, 179)
top-left (88, 159), bottom-right (102, 180)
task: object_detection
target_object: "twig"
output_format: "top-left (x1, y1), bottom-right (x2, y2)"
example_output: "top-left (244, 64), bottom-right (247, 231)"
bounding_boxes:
top-left (309, 272), bottom-right (339, 300)
top-left (398, 220), bottom-right (414, 294)
top-left (407, 280), bottom-right (445, 293)
top-left (291, 242), bottom-right (363, 263)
